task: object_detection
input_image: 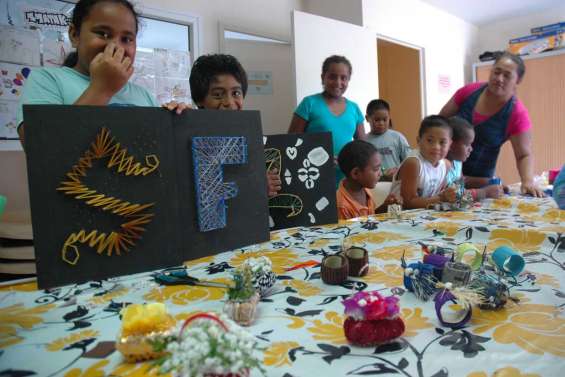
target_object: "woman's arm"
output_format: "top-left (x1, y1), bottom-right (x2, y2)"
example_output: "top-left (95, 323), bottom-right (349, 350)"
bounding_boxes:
top-left (510, 130), bottom-right (544, 197)
top-left (439, 97), bottom-right (460, 118)
top-left (288, 114), bottom-right (308, 133)
top-left (354, 123), bottom-right (366, 140)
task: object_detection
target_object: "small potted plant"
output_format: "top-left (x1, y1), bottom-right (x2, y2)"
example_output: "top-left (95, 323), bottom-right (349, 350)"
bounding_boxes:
top-left (159, 312), bottom-right (266, 377)
top-left (223, 264), bottom-right (260, 326)
top-left (243, 256), bottom-right (277, 296)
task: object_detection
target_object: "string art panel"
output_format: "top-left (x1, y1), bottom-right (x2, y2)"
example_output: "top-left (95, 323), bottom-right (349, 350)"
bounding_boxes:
top-left (192, 136), bottom-right (248, 232)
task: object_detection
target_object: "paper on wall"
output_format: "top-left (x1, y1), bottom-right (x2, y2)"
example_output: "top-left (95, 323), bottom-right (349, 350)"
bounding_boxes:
top-left (0, 62), bottom-right (32, 101)
top-left (154, 48), bottom-right (190, 78)
top-left (42, 38), bottom-right (71, 67)
top-left (0, 26), bottom-right (41, 66)
top-left (0, 99), bottom-right (19, 139)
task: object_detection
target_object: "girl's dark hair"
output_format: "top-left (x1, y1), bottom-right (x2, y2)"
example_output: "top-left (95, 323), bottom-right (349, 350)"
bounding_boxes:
top-left (447, 116), bottom-right (473, 142)
top-left (338, 140), bottom-right (378, 177)
top-left (494, 51), bottom-right (526, 80)
top-left (418, 115), bottom-right (452, 138)
top-left (366, 99), bottom-right (393, 128)
top-left (63, 0), bottom-right (140, 67)
top-left (189, 54), bottom-right (248, 106)
top-left (322, 55), bottom-right (352, 77)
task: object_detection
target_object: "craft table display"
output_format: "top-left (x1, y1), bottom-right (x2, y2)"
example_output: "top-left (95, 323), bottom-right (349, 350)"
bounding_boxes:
top-left (1, 195), bottom-right (564, 376)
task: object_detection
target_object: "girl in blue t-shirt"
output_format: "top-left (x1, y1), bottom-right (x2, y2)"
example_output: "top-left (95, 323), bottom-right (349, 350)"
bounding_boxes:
top-left (287, 55), bottom-right (365, 184)
top-left (18, 0), bottom-right (188, 145)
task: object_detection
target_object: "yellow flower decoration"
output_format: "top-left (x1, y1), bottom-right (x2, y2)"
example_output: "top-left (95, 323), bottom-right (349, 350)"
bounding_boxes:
top-left (542, 208), bottom-right (565, 223)
top-left (401, 307), bottom-right (434, 337)
top-left (490, 198), bottom-right (513, 209)
top-left (111, 363), bottom-right (168, 377)
top-left (183, 255), bottom-right (215, 268)
top-left (89, 288), bottom-right (129, 305)
top-left (46, 330), bottom-right (99, 352)
top-left (281, 280), bottom-right (322, 297)
top-left (229, 248), bottom-right (300, 274)
top-left (371, 245), bottom-right (418, 261)
top-left (425, 222), bottom-right (461, 236)
top-left (307, 311), bottom-right (346, 344)
top-left (362, 265), bottom-right (403, 287)
top-left (143, 278), bottom-right (230, 305)
top-left (488, 228), bottom-right (547, 252)
top-left (433, 211), bottom-right (475, 221)
top-left (467, 366), bottom-right (540, 377)
top-left (346, 231), bottom-right (408, 245)
top-left (539, 225), bottom-right (565, 234)
top-left (0, 303), bottom-right (55, 349)
top-left (471, 300), bottom-right (565, 357)
top-left (64, 360), bottom-right (109, 377)
top-left (263, 341), bottom-right (301, 367)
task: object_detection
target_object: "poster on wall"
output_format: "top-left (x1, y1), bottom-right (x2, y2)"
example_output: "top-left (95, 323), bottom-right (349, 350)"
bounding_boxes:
top-left (0, 26), bottom-right (41, 66)
top-left (264, 132), bottom-right (337, 230)
top-left (23, 106), bottom-right (268, 288)
top-left (248, 71), bottom-right (273, 95)
top-left (0, 62), bottom-right (31, 101)
top-left (0, 100), bottom-right (19, 139)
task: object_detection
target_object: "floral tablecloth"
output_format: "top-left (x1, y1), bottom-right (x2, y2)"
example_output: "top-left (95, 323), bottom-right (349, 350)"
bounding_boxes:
top-left (1, 195), bottom-right (564, 377)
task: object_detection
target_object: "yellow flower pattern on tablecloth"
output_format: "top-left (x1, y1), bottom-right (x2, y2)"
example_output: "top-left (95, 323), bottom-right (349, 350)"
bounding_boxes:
top-left (490, 198), bottom-right (513, 209)
top-left (517, 202), bottom-right (540, 214)
top-left (281, 279), bottom-right (322, 297)
top-left (229, 248), bottom-right (300, 274)
top-left (467, 366), bottom-right (541, 377)
top-left (534, 273), bottom-right (560, 288)
top-left (46, 330), bottom-right (99, 352)
top-left (542, 208), bottom-right (565, 223)
top-left (433, 211), bottom-right (476, 221)
top-left (263, 341), bottom-right (301, 367)
top-left (362, 265), bottom-right (403, 287)
top-left (64, 360), bottom-right (109, 377)
top-left (307, 311), bottom-right (346, 344)
top-left (0, 303), bottom-right (55, 348)
top-left (346, 231), bottom-right (408, 245)
top-left (88, 288), bottom-right (129, 305)
top-left (471, 298), bottom-right (565, 357)
top-left (143, 278), bottom-right (230, 305)
top-left (111, 363), bottom-right (169, 377)
top-left (0, 282), bottom-right (38, 292)
top-left (401, 307), bottom-right (434, 337)
top-left (488, 229), bottom-right (547, 252)
top-left (425, 221), bottom-right (461, 236)
top-left (371, 245), bottom-right (418, 261)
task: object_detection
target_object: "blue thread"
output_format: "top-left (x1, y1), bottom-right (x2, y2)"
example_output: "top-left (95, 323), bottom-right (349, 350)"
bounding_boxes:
top-left (192, 136), bottom-right (248, 231)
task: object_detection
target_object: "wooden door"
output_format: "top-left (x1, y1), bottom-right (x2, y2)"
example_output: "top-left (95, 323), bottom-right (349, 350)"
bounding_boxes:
top-left (377, 39), bottom-right (422, 147)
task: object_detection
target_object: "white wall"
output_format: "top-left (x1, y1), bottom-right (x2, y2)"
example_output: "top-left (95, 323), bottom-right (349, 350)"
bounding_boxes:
top-left (361, 0), bottom-right (479, 114)
top-left (476, 4), bottom-right (565, 56)
top-left (302, 0), bottom-right (363, 26)
top-left (225, 38), bottom-right (294, 135)
top-left (141, 0), bottom-right (304, 54)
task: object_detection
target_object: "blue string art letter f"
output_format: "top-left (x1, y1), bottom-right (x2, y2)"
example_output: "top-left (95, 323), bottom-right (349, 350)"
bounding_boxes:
top-left (192, 136), bottom-right (248, 231)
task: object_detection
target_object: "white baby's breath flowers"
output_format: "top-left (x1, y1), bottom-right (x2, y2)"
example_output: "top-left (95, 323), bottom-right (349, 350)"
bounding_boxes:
top-left (244, 256), bottom-right (273, 275)
top-left (160, 313), bottom-right (265, 377)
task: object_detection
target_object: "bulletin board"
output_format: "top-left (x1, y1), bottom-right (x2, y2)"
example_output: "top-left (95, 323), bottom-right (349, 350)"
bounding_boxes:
top-left (0, 0), bottom-right (193, 139)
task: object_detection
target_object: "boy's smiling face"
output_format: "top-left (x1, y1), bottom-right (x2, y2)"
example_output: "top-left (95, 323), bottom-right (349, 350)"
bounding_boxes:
top-left (197, 74), bottom-right (244, 110)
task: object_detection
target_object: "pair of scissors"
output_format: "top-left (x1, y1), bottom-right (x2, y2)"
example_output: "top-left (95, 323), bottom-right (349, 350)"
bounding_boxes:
top-left (153, 267), bottom-right (230, 289)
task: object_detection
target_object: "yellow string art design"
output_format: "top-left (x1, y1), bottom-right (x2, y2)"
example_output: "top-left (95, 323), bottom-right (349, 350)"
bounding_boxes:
top-left (265, 148), bottom-right (303, 218)
top-left (56, 128), bottom-right (160, 265)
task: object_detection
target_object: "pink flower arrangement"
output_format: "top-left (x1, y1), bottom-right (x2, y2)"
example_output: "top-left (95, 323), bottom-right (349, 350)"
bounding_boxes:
top-left (342, 291), bottom-right (400, 321)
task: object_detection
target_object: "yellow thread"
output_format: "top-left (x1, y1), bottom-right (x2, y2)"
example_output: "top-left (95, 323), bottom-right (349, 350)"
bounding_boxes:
top-left (58, 128), bottom-right (159, 265)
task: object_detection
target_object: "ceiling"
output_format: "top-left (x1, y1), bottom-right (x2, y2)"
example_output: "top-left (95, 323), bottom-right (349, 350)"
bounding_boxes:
top-left (420, 0), bottom-right (564, 25)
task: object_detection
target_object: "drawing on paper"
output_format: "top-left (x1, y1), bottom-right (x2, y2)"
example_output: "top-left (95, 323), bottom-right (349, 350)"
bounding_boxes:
top-left (57, 128), bottom-right (160, 266)
top-left (192, 136), bottom-right (248, 232)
